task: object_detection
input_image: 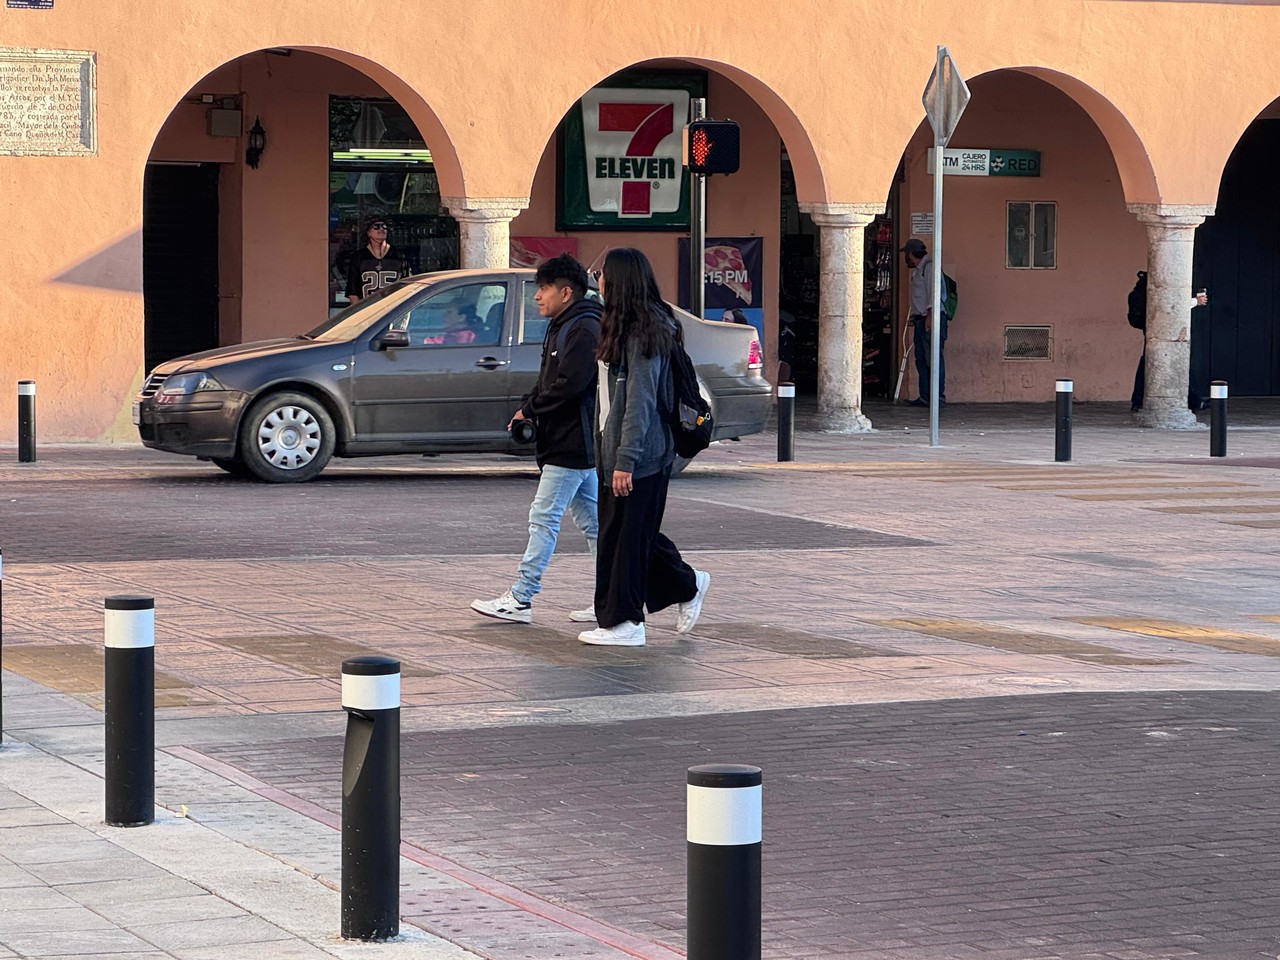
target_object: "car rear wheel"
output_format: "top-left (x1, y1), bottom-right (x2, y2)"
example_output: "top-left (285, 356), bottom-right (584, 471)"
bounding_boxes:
top-left (239, 391), bottom-right (335, 483)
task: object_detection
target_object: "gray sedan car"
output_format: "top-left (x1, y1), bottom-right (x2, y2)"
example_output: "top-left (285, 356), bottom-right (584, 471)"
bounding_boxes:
top-left (134, 269), bottom-right (771, 482)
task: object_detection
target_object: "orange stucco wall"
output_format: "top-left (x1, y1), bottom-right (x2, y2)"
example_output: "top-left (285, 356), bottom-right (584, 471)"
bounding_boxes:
top-left (5, 0), bottom-right (1280, 440)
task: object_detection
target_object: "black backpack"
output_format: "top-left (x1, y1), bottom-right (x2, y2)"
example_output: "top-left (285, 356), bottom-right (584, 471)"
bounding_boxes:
top-left (1127, 271), bottom-right (1148, 330)
top-left (666, 331), bottom-right (713, 459)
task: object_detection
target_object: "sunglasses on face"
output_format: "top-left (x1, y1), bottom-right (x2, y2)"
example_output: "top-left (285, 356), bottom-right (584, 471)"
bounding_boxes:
top-left (369, 222), bottom-right (388, 231)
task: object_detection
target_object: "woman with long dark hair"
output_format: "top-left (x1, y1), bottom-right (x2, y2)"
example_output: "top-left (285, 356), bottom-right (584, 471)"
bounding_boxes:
top-left (577, 248), bottom-right (711, 647)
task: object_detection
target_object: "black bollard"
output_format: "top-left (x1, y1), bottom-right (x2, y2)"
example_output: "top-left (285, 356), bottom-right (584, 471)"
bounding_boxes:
top-left (1055, 379), bottom-right (1073, 463)
top-left (341, 655), bottom-right (401, 941)
top-left (104, 595), bottom-right (155, 827)
top-left (1210, 381), bottom-right (1227, 458)
top-left (17, 381), bottom-right (35, 463)
top-left (687, 763), bottom-right (762, 960)
top-left (777, 382), bottom-right (795, 462)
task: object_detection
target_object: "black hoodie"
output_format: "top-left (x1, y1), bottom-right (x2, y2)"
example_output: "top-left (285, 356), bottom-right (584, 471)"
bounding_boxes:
top-left (519, 296), bottom-right (603, 469)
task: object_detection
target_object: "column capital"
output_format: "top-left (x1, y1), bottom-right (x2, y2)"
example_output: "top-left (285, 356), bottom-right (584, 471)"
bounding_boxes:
top-left (442, 197), bottom-right (530, 223)
top-left (1127, 203), bottom-right (1215, 229)
top-left (799, 201), bottom-right (883, 229)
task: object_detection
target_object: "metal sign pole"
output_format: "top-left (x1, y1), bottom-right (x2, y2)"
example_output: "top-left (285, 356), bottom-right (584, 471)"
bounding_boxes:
top-left (689, 97), bottom-right (707, 320)
top-left (921, 45), bottom-right (970, 448)
top-left (930, 53), bottom-right (945, 448)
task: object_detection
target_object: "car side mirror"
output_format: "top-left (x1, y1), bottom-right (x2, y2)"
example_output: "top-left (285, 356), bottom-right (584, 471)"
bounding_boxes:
top-left (378, 328), bottom-right (410, 350)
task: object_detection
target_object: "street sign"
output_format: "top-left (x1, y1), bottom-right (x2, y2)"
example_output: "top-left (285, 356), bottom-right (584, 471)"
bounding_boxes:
top-left (925, 148), bottom-right (1042, 177)
top-left (922, 46), bottom-right (971, 146)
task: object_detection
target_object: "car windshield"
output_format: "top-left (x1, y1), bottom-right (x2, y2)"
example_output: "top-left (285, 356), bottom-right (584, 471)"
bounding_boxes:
top-left (304, 282), bottom-right (425, 342)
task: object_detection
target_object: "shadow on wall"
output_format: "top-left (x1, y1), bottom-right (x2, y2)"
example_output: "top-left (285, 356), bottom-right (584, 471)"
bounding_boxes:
top-left (49, 230), bottom-right (142, 293)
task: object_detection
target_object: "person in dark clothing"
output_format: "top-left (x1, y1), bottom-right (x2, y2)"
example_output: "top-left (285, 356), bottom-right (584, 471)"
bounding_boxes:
top-left (471, 255), bottom-right (602, 624)
top-left (577, 248), bottom-right (710, 648)
top-left (1129, 271), bottom-right (1210, 413)
top-left (344, 217), bottom-right (409, 305)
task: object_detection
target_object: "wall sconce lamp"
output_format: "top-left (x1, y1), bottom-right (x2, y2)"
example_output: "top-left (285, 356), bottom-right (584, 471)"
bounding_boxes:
top-left (246, 116), bottom-right (266, 169)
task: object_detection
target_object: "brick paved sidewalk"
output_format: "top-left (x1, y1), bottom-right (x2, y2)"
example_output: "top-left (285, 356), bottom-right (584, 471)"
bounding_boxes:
top-left (4, 412), bottom-right (1280, 958)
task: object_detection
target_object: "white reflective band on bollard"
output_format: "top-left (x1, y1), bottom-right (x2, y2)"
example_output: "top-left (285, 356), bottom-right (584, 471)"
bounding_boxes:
top-left (687, 784), bottom-right (762, 846)
top-left (103, 609), bottom-right (155, 649)
top-left (342, 673), bottom-right (401, 711)
top-left (777, 384), bottom-right (795, 398)
top-left (1056, 380), bottom-right (1073, 393)
top-left (17, 382), bottom-right (35, 396)
top-left (1211, 384), bottom-right (1228, 399)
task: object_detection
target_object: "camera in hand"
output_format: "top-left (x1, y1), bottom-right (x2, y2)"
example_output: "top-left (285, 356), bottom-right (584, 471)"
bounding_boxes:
top-left (512, 418), bottom-right (536, 444)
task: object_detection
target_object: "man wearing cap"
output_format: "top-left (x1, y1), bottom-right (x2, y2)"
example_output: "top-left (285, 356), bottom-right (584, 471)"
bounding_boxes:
top-left (902, 237), bottom-right (946, 407)
top-left (345, 217), bottom-right (410, 305)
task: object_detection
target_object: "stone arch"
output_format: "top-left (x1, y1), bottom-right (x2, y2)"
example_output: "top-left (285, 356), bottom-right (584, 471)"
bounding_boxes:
top-left (146, 46), bottom-right (465, 198)
top-left (523, 57), bottom-right (828, 206)
top-left (985, 66), bottom-right (1159, 204)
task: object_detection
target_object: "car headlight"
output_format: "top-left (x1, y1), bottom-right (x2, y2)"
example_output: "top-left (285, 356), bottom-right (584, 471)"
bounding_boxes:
top-left (159, 372), bottom-right (226, 396)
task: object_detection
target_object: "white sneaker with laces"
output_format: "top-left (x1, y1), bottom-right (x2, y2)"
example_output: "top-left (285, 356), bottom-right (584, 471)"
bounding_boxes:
top-left (676, 570), bottom-right (711, 634)
top-left (578, 621), bottom-right (646, 646)
top-left (568, 605), bottom-right (596, 623)
top-left (470, 591), bottom-right (532, 624)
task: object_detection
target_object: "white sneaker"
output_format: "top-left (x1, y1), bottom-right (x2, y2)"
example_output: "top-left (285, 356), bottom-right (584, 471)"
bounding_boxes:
top-left (470, 591), bottom-right (532, 624)
top-left (676, 570), bottom-right (711, 634)
top-left (568, 605), bottom-right (596, 623)
top-left (578, 621), bottom-right (646, 646)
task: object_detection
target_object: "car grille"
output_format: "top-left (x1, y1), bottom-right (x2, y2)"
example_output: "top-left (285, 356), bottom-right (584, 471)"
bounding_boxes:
top-left (140, 373), bottom-right (169, 398)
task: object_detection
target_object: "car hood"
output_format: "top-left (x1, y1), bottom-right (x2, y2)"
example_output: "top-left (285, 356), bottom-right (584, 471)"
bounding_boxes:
top-left (153, 338), bottom-right (337, 375)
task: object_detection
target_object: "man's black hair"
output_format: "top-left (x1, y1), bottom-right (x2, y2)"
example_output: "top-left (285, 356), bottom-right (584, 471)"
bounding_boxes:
top-left (534, 254), bottom-right (589, 299)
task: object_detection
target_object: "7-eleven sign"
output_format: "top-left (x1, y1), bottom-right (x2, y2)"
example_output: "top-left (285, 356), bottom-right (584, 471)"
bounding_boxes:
top-left (581, 87), bottom-right (689, 218)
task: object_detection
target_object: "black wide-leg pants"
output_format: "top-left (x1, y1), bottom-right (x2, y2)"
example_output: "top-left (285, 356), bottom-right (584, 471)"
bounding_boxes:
top-left (594, 468), bottom-right (697, 629)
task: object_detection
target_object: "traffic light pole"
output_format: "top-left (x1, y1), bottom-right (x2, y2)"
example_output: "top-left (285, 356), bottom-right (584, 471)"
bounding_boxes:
top-left (689, 97), bottom-right (707, 320)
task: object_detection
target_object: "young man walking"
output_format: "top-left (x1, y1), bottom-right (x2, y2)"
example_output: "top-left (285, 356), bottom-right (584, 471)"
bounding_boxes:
top-left (471, 255), bottom-right (602, 624)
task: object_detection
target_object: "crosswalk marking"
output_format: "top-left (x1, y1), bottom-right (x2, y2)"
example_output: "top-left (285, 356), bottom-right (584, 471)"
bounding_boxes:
top-left (1073, 617), bottom-right (1280, 658)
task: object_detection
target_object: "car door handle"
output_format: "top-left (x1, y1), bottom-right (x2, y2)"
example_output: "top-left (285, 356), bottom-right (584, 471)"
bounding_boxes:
top-left (475, 357), bottom-right (510, 369)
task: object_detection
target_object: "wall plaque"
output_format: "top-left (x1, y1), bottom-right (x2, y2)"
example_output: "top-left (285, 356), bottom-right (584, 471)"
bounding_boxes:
top-left (0, 48), bottom-right (96, 156)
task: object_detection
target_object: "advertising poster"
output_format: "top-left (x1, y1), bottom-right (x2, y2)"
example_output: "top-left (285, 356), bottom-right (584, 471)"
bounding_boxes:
top-left (677, 236), bottom-right (765, 342)
top-left (558, 71), bottom-right (705, 231)
top-left (510, 237), bottom-right (579, 268)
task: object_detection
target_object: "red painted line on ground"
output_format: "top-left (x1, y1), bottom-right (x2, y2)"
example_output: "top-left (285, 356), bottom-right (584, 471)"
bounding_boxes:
top-left (166, 745), bottom-right (686, 960)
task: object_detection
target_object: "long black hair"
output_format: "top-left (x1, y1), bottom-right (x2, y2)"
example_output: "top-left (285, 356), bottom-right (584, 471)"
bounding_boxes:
top-left (596, 247), bottom-right (678, 364)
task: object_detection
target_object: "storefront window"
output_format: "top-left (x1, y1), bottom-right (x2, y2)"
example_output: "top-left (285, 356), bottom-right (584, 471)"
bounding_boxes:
top-left (1006, 201), bottom-right (1057, 269)
top-left (328, 97), bottom-right (458, 313)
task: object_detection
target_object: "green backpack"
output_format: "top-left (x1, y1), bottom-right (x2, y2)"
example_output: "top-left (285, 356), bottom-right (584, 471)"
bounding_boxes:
top-left (942, 271), bottom-right (958, 320)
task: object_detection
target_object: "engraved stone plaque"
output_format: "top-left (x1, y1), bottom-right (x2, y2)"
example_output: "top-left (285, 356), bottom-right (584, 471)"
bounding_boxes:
top-left (0, 48), bottom-right (96, 156)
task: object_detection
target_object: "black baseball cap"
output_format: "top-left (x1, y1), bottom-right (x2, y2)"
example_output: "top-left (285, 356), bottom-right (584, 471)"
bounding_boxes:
top-left (900, 238), bottom-right (927, 256)
top-left (364, 215), bottom-right (390, 231)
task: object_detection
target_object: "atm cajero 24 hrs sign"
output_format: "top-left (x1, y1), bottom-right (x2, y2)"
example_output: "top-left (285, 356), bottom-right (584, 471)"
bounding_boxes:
top-left (558, 72), bottom-right (705, 230)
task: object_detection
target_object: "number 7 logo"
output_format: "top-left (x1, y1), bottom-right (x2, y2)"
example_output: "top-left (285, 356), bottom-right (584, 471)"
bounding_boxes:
top-left (597, 102), bottom-right (675, 216)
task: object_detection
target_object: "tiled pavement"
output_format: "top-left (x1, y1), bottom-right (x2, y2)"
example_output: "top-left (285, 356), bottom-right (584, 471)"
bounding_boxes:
top-left (3, 401), bottom-right (1280, 958)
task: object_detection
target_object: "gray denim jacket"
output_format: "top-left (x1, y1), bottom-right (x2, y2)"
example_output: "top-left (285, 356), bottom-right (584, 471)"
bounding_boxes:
top-left (596, 326), bottom-right (675, 481)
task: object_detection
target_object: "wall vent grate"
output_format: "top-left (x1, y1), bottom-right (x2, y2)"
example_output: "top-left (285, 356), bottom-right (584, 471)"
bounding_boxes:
top-left (1004, 325), bottom-right (1052, 360)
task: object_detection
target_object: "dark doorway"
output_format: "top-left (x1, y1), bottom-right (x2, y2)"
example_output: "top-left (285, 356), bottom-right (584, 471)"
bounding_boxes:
top-left (143, 162), bottom-right (220, 373)
top-left (1193, 119), bottom-right (1280, 397)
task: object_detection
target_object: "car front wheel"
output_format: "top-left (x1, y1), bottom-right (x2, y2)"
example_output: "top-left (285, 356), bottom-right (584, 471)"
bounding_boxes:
top-left (239, 391), bottom-right (335, 483)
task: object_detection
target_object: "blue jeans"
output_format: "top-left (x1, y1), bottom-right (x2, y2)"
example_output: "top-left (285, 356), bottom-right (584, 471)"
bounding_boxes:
top-left (912, 315), bottom-right (947, 402)
top-left (512, 464), bottom-right (598, 604)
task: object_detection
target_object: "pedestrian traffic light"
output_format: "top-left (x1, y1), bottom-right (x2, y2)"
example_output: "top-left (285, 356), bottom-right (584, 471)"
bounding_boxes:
top-left (684, 119), bottom-right (740, 175)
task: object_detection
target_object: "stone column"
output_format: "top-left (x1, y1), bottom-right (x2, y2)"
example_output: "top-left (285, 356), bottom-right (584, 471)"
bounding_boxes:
top-left (799, 202), bottom-right (882, 432)
top-left (1128, 203), bottom-right (1215, 429)
top-left (442, 197), bottom-right (529, 269)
